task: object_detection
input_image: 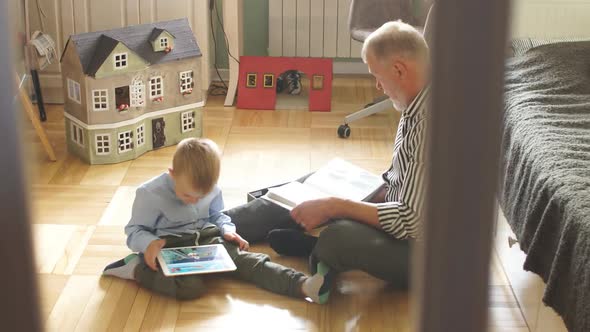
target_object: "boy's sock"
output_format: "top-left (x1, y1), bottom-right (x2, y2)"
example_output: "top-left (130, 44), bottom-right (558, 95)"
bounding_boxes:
top-left (301, 261), bottom-right (335, 304)
top-left (267, 229), bottom-right (318, 257)
top-left (103, 253), bottom-right (140, 280)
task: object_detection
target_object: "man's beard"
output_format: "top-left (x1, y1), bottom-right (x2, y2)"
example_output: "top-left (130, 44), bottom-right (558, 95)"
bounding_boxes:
top-left (391, 98), bottom-right (407, 112)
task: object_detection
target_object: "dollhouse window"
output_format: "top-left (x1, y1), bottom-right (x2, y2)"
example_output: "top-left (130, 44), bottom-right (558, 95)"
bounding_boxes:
top-left (150, 76), bottom-right (163, 98)
top-left (70, 122), bottom-right (84, 147)
top-left (179, 71), bottom-right (194, 94)
top-left (114, 53), bottom-right (128, 69)
top-left (246, 73), bottom-right (257, 88)
top-left (115, 86), bottom-right (130, 111)
top-left (67, 78), bottom-right (81, 104)
top-left (160, 37), bottom-right (169, 48)
top-left (95, 134), bottom-right (111, 155)
top-left (118, 130), bottom-right (133, 153)
top-left (130, 82), bottom-right (145, 107)
top-left (136, 124), bottom-right (145, 147)
top-left (92, 89), bottom-right (108, 111)
top-left (181, 111), bottom-right (195, 133)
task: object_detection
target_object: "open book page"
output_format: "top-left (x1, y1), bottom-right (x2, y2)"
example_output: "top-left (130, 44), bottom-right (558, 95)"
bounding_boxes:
top-left (262, 181), bottom-right (330, 210)
top-left (261, 159), bottom-right (384, 210)
top-left (303, 158), bottom-right (384, 201)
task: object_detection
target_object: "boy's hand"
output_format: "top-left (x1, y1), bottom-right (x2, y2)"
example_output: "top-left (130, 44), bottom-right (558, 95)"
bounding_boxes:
top-left (144, 239), bottom-right (166, 271)
top-left (223, 232), bottom-right (250, 251)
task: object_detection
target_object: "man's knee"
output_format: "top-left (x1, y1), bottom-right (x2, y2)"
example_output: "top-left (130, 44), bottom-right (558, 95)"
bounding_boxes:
top-left (313, 220), bottom-right (358, 266)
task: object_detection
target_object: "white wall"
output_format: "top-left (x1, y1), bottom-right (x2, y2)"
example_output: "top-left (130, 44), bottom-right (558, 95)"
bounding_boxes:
top-left (510, 0), bottom-right (590, 38)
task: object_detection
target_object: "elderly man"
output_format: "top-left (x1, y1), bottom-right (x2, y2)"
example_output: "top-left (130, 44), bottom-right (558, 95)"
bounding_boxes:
top-left (226, 20), bottom-right (430, 295)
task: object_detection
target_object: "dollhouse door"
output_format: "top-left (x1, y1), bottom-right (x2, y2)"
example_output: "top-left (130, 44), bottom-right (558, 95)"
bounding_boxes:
top-left (152, 118), bottom-right (166, 149)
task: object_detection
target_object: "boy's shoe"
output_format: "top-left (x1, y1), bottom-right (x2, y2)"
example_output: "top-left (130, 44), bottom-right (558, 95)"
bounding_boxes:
top-left (267, 229), bottom-right (318, 257)
top-left (103, 253), bottom-right (140, 280)
top-left (302, 260), bottom-right (335, 304)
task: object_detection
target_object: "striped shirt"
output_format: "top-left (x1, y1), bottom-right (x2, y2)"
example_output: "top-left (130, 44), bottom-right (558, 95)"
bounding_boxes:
top-left (376, 87), bottom-right (429, 240)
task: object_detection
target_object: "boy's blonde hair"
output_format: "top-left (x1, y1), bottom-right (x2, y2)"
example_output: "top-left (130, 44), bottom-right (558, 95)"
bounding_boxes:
top-left (172, 138), bottom-right (221, 194)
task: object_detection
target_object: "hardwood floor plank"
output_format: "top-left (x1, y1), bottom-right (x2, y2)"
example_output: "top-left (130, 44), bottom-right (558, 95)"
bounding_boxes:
top-left (74, 277), bottom-right (116, 331)
top-left (32, 224), bottom-right (94, 274)
top-left (45, 275), bottom-right (102, 331)
top-left (123, 288), bottom-right (152, 332)
top-left (140, 294), bottom-right (178, 331)
top-left (31, 185), bottom-right (116, 225)
top-left (232, 109), bottom-right (312, 128)
top-left (310, 127), bottom-right (394, 171)
top-left (38, 274), bottom-right (69, 322)
top-left (107, 280), bottom-right (141, 331)
top-left (74, 225), bottom-right (130, 275)
top-left (220, 127), bottom-right (312, 190)
top-left (80, 161), bottom-right (132, 186)
top-left (203, 125), bottom-right (231, 153)
top-left (48, 155), bottom-right (91, 185)
top-left (98, 186), bottom-right (136, 226)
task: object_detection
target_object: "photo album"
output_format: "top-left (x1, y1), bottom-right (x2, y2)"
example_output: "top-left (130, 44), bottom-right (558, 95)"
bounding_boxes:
top-left (261, 158), bottom-right (384, 210)
top-left (157, 244), bottom-right (237, 277)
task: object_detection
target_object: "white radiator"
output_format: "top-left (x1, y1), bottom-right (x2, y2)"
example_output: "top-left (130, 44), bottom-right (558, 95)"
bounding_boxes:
top-left (268, 0), bottom-right (363, 58)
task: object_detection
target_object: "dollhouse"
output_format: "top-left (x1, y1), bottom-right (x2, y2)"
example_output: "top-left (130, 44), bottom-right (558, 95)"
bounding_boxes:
top-left (60, 18), bottom-right (203, 164)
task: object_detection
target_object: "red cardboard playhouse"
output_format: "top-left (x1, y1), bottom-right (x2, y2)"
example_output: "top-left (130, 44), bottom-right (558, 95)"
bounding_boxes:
top-left (236, 56), bottom-right (332, 112)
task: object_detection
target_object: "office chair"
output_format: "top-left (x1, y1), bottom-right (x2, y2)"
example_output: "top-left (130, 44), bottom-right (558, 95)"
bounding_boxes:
top-left (337, 0), bottom-right (434, 138)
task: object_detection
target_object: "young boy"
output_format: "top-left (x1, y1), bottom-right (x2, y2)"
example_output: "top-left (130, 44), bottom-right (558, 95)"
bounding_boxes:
top-left (103, 138), bottom-right (332, 303)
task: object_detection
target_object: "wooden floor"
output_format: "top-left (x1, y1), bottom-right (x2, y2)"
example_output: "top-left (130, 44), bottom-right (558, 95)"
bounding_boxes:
top-left (24, 76), bottom-right (528, 331)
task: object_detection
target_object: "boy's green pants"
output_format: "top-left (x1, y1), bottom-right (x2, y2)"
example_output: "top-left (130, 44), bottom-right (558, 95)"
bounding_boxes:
top-left (134, 226), bottom-right (305, 300)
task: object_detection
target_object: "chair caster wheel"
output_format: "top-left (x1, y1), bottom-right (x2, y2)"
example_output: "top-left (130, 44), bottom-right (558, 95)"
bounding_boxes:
top-left (338, 124), bottom-right (351, 138)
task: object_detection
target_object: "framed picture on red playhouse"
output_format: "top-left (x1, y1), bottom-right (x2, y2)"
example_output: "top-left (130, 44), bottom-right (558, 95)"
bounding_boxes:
top-left (312, 75), bottom-right (324, 90)
top-left (263, 74), bottom-right (274, 88)
top-left (246, 73), bottom-right (257, 88)
top-left (237, 56), bottom-right (332, 112)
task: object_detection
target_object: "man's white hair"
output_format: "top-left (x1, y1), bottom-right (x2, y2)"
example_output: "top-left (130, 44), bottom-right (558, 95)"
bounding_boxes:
top-left (361, 20), bottom-right (428, 64)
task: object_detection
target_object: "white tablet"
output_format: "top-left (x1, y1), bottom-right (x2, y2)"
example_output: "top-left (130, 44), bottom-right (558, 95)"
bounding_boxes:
top-left (157, 244), bottom-right (237, 277)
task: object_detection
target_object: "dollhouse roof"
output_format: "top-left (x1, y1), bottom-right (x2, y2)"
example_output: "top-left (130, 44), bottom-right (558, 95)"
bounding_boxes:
top-left (84, 35), bottom-right (122, 76)
top-left (63, 18), bottom-right (201, 77)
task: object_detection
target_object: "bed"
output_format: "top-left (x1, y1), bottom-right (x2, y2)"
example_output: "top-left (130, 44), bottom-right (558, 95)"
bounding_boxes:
top-left (500, 39), bottom-right (590, 332)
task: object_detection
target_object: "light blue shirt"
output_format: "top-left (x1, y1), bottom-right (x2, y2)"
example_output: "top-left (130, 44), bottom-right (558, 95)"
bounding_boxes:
top-left (124, 173), bottom-right (235, 253)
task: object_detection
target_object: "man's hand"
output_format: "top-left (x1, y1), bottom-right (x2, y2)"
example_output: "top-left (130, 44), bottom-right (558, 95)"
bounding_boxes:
top-left (223, 232), bottom-right (250, 251)
top-left (290, 198), bottom-right (335, 232)
top-left (144, 239), bottom-right (166, 271)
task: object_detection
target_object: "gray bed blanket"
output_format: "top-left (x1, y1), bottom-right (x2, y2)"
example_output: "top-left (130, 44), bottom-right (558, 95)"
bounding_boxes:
top-left (500, 41), bottom-right (590, 332)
